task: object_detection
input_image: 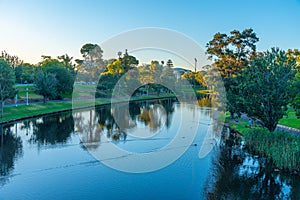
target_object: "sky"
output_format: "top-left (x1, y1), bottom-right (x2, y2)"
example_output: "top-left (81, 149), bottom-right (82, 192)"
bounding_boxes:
top-left (0, 0), bottom-right (300, 69)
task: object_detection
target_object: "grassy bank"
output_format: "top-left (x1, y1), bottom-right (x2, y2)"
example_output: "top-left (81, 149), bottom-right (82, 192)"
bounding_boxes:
top-left (222, 110), bottom-right (300, 132)
top-left (0, 94), bottom-right (175, 124)
top-left (222, 113), bottom-right (300, 171)
top-left (244, 128), bottom-right (300, 171)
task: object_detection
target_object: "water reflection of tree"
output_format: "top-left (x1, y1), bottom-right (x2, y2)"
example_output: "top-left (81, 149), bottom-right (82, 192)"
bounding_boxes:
top-left (75, 99), bottom-right (177, 149)
top-left (0, 124), bottom-right (23, 185)
top-left (98, 99), bottom-right (175, 137)
top-left (98, 105), bottom-right (127, 141)
top-left (29, 113), bottom-right (74, 145)
top-left (204, 129), bottom-right (299, 199)
top-left (158, 99), bottom-right (175, 128)
top-left (197, 96), bottom-right (212, 107)
top-left (74, 109), bottom-right (103, 149)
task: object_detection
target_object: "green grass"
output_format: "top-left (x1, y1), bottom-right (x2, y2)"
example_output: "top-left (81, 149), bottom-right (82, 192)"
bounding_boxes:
top-left (219, 109), bottom-right (300, 132)
top-left (1, 102), bottom-right (72, 123)
top-left (0, 94), bottom-right (176, 123)
top-left (17, 90), bottom-right (43, 99)
top-left (0, 100), bottom-right (108, 123)
top-left (14, 85), bottom-right (99, 100)
top-left (279, 109), bottom-right (300, 129)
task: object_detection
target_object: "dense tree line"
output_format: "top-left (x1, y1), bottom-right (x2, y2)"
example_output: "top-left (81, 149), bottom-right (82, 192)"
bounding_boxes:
top-left (1, 29), bottom-right (300, 132)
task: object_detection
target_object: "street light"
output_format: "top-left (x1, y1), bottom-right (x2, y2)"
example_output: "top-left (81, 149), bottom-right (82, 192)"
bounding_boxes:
top-left (15, 93), bottom-right (18, 107)
top-left (194, 58), bottom-right (197, 73)
top-left (193, 58), bottom-right (197, 88)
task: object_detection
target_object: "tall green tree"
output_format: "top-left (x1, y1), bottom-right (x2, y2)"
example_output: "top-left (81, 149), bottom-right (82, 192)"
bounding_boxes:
top-left (38, 57), bottom-right (74, 98)
top-left (35, 70), bottom-right (58, 103)
top-left (80, 43), bottom-right (103, 60)
top-left (238, 48), bottom-right (296, 132)
top-left (182, 71), bottom-right (207, 88)
top-left (206, 28), bottom-right (259, 118)
top-left (79, 43), bottom-right (105, 82)
top-left (15, 63), bottom-right (36, 84)
top-left (0, 59), bottom-right (16, 117)
top-left (97, 51), bottom-right (139, 97)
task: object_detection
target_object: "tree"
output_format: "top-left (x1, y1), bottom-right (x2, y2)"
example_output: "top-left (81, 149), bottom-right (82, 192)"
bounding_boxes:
top-left (80, 43), bottom-right (103, 60)
top-left (286, 49), bottom-right (300, 117)
top-left (206, 28), bottom-right (259, 118)
top-left (291, 72), bottom-right (300, 117)
top-left (0, 50), bottom-right (23, 69)
top-left (238, 48), bottom-right (296, 132)
top-left (182, 71), bottom-right (207, 88)
top-left (96, 51), bottom-right (139, 97)
top-left (15, 63), bottom-right (36, 84)
top-left (39, 57), bottom-right (74, 98)
top-left (0, 59), bottom-right (16, 117)
top-left (121, 49), bottom-right (139, 71)
top-left (35, 70), bottom-right (58, 103)
top-left (57, 54), bottom-right (76, 75)
top-left (44, 65), bottom-right (73, 97)
top-left (79, 43), bottom-right (105, 82)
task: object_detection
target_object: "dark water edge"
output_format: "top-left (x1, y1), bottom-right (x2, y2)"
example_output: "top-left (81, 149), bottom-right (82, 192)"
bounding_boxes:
top-left (203, 128), bottom-right (300, 200)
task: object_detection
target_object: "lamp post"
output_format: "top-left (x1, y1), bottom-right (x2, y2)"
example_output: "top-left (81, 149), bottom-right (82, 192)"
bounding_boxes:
top-left (26, 88), bottom-right (29, 105)
top-left (15, 93), bottom-right (18, 107)
top-left (194, 58), bottom-right (197, 88)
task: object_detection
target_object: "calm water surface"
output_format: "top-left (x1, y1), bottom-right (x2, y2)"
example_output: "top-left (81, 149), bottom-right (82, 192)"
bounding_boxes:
top-left (0, 99), bottom-right (299, 199)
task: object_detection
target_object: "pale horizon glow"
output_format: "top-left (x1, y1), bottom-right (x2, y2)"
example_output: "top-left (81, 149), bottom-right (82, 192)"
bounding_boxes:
top-left (1, 0), bottom-right (300, 68)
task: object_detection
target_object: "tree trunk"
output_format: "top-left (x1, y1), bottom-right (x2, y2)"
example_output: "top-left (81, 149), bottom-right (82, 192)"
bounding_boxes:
top-left (230, 111), bottom-right (234, 120)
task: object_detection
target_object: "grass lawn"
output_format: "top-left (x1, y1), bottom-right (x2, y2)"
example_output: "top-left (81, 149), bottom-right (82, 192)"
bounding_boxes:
top-left (17, 90), bottom-right (43, 99)
top-left (0, 94), bottom-right (176, 123)
top-left (1, 99), bottom-right (109, 123)
top-left (279, 109), bottom-right (300, 130)
top-left (15, 84), bottom-right (98, 100)
top-left (220, 110), bottom-right (300, 132)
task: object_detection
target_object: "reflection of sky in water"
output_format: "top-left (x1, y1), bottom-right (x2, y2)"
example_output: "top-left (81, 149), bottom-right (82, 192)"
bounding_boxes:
top-left (238, 155), bottom-right (260, 176)
top-left (238, 153), bottom-right (292, 198)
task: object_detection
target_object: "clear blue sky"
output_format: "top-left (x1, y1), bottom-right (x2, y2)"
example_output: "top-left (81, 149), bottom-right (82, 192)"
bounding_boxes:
top-left (1, 0), bottom-right (300, 67)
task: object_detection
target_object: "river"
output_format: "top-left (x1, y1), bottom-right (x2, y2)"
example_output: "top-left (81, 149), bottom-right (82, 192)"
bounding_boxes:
top-left (0, 99), bottom-right (299, 199)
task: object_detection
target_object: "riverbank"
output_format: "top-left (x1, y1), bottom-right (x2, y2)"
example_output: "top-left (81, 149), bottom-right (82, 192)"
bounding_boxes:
top-left (222, 115), bottom-right (300, 172)
top-left (0, 94), bottom-right (176, 124)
